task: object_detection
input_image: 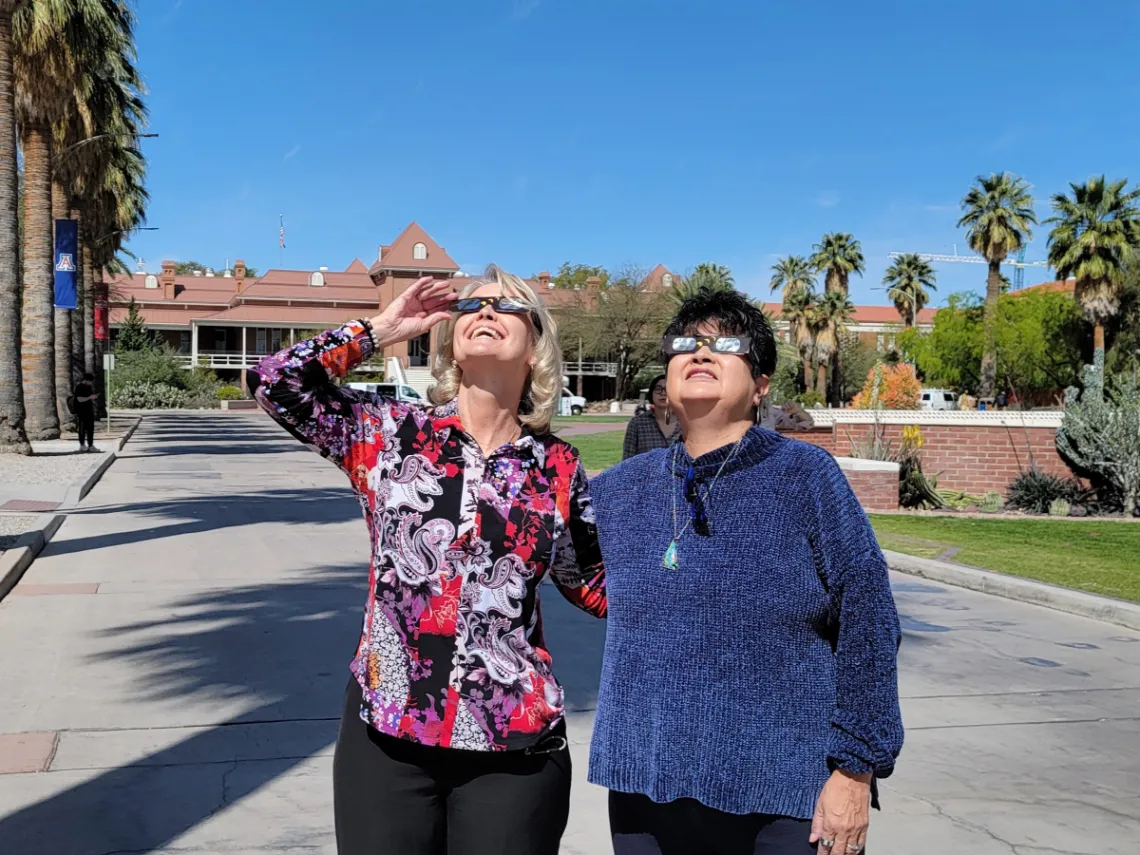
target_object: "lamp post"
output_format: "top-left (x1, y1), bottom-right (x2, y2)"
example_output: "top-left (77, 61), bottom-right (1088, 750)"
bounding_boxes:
top-left (56, 132), bottom-right (158, 162)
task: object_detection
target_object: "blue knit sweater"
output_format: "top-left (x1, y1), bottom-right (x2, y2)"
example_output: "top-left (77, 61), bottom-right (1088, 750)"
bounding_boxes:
top-left (587, 427), bottom-right (904, 818)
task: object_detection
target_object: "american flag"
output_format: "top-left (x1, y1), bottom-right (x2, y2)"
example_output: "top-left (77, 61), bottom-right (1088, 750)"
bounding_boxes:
top-left (279, 214), bottom-right (286, 249)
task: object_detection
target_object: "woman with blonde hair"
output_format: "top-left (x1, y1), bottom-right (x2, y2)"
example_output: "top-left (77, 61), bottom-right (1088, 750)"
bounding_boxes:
top-left (249, 266), bottom-right (607, 855)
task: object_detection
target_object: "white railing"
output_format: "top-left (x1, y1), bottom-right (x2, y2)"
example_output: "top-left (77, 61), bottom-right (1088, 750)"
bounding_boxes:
top-left (564, 361), bottom-right (618, 376)
top-left (176, 352), bottom-right (264, 369)
top-left (805, 409), bottom-right (1064, 428)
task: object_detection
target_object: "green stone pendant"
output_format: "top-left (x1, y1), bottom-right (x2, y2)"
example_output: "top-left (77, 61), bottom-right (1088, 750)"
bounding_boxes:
top-left (662, 540), bottom-right (679, 570)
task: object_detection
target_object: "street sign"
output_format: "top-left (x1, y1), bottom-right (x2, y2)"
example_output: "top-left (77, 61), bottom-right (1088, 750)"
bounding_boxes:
top-left (103, 353), bottom-right (115, 371)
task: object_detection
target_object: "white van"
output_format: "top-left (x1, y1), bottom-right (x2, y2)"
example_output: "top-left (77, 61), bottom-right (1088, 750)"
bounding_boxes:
top-left (344, 382), bottom-right (425, 404)
top-left (559, 388), bottom-right (586, 417)
top-left (919, 388), bottom-right (957, 411)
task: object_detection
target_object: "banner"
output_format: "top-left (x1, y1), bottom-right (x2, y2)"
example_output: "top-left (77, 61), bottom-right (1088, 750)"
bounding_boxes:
top-left (54, 219), bottom-right (79, 309)
top-left (95, 285), bottom-right (109, 341)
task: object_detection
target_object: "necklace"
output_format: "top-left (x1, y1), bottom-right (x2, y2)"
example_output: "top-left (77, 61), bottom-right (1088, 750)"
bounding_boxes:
top-left (663, 437), bottom-right (743, 570)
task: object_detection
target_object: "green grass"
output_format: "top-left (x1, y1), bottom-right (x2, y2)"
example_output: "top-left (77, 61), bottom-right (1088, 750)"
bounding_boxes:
top-left (552, 415), bottom-right (631, 425)
top-left (869, 514), bottom-right (1140, 603)
top-left (571, 430), bottom-right (625, 472)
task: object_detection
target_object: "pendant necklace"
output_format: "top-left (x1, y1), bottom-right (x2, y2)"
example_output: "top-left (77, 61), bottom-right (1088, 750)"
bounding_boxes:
top-left (663, 438), bottom-right (743, 570)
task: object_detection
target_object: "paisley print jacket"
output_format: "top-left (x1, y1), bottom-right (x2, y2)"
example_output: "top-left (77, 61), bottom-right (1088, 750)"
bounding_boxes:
top-left (249, 321), bottom-right (607, 752)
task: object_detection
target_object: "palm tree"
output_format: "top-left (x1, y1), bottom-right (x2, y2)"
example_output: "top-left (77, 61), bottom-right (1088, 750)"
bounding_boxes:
top-left (780, 285), bottom-right (816, 391)
top-left (810, 233), bottom-right (865, 295)
top-left (1045, 176), bottom-right (1140, 358)
top-left (671, 262), bottom-right (734, 304)
top-left (0, 0), bottom-right (29, 452)
top-left (811, 290), bottom-right (854, 398)
top-left (957, 172), bottom-right (1037, 398)
top-left (882, 253), bottom-right (937, 327)
top-left (768, 255), bottom-right (815, 302)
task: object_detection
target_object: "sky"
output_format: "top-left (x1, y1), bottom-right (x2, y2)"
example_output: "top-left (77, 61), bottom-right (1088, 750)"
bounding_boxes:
top-left (126, 0), bottom-right (1140, 308)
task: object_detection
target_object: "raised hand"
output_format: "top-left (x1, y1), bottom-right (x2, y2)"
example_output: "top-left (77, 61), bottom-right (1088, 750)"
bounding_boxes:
top-left (368, 277), bottom-right (457, 349)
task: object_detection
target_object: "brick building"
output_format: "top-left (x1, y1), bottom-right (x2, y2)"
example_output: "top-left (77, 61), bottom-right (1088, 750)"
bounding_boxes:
top-left (109, 222), bottom-right (937, 398)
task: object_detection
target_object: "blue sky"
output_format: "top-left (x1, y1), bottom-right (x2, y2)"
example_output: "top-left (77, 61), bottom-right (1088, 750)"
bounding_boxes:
top-left (128, 0), bottom-right (1140, 307)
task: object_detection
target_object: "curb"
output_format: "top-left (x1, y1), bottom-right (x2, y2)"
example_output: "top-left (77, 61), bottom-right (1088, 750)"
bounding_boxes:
top-left (884, 549), bottom-right (1140, 632)
top-left (60, 416), bottom-right (141, 508)
top-left (0, 514), bottom-right (66, 601)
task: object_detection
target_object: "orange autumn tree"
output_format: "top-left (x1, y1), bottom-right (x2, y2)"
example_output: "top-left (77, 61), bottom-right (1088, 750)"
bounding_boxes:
top-left (851, 362), bottom-right (921, 410)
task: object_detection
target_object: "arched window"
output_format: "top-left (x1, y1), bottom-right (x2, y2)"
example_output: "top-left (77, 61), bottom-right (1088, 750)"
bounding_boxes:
top-left (412, 242), bottom-right (427, 261)
top-left (144, 274), bottom-right (158, 289)
top-left (662, 273), bottom-right (674, 288)
top-left (310, 271), bottom-right (325, 287)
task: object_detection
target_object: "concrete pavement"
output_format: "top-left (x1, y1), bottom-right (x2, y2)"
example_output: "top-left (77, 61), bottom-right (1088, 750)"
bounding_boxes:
top-left (0, 411), bottom-right (1137, 854)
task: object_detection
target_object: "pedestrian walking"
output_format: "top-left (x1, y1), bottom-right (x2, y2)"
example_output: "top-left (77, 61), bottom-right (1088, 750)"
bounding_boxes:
top-left (248, 267), bottom-right (607, 855)
top-left (622, 374), bottom-right (678, 459)
top-left (588, 289), bottom-right (904, 855)
top-left (72, 373), bottom-right (99, 453)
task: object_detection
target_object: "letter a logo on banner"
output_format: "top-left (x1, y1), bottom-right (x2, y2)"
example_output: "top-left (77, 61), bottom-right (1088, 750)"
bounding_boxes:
top-left (54, 218), bottom-right (79, 309)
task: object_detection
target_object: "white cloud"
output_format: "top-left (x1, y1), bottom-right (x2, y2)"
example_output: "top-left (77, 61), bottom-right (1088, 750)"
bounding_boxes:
top-left (511, 0), bottom-right (541, 20)
top-left (283, 145), bottom-right (302, 163)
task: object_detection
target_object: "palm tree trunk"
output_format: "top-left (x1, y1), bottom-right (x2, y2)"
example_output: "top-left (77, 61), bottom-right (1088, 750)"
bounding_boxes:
top-left (816, 361), bottom-right (828, 397)
top-left (20, 124), bottom-right (59, 439)
top-left (978, 259), bottom-right (1002, 400)
top-left (52, 183), bottom-right (75, 432)
top-left (802, 356), bottom-right (813, 391)
top-left (82, 238), bottom-right (95, 374)
top-left (0, 5), bottom-right (29, 453)
top-left (1093, 323), bottom-right (1105, 357)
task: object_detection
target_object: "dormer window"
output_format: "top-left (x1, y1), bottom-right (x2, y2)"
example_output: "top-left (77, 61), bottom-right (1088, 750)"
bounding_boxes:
top-left (413, 242), bottom-right (427, 261)
top-left (144, 274), bottom-right (158, 289)
top-left (662, 273), bottom-right (674, 288)
top-left (310, 271), bottom-right (325, 287)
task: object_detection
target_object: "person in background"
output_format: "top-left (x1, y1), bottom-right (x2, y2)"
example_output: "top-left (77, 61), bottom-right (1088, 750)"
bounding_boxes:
top-left (249, 268), bottom-right (607, 855)
top-left (995, 389), bottom-right (1010, 410)
top-left (622, 373), bottom-right (679, 459)
top-left (588, 288), bottom-right (903, 855)
top-left (73, 373), bottom-right (99, 453)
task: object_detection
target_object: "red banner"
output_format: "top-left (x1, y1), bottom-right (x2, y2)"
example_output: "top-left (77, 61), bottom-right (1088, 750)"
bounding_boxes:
top-left (94, 286), bottom-right (109, 341)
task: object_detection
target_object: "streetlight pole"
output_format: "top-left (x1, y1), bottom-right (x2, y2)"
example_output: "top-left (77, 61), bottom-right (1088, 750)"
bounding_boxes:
top-left (56, 132), bottom-right (158, 161)
top-left (95, 226), bottom-right (158, 244)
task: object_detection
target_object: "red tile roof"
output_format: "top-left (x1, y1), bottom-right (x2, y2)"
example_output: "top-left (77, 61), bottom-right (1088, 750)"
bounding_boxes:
top-left (345, 258), bottom-right (369, 273)
top-left (642, 264), bottom-right (680, 291)
top-left (761, 302), bottom-right (935, 326)
top-left (194, 305), bottom-right (365, 326)
top-left (1017, 279), bottom-right (1075, 295)
top-left (109, 307), bottom-right (218, 326)
top-left (236, 268), bottom-right (378, 304)
top-left (108, 272), bottom-right (236, 305)
top-left (372, 222), bottom-right (459, 272)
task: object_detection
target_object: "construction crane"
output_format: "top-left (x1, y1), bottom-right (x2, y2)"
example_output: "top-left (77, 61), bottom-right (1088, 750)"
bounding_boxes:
top-left (888, 246), bottom-right (1050, 290)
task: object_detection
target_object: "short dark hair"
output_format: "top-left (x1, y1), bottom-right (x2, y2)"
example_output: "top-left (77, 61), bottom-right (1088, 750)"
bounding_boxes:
top-left (647, 373), bottom-right (667, 394)
top-left (83, 372), bottom-right (94, 381)
top-left (662, 288), bottom-right (777, 378)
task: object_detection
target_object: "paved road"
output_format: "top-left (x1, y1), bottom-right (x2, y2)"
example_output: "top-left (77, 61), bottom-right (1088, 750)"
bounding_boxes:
top-left (0, 412), bottom-right (1137, 854)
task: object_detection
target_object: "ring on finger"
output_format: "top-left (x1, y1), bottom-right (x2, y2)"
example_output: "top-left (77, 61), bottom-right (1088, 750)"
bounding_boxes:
top-left (846, 845), bottom-right (864, 854)
top-left (821, 839), bottom-right (835, 849)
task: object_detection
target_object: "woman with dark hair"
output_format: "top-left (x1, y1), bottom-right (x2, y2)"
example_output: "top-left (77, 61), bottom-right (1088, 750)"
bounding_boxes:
top-left (622, 373), bottom-right (678, 459)
top-left (588, 288), bottom-right (903, 855)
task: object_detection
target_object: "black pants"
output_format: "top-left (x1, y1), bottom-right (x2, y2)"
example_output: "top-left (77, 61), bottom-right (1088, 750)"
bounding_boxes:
top-left (76, 409), bottom-right (95, 448)
top-left (610, 791), bottom-right (818, 855)
top-left (333, 678), bottom-right (571, 855)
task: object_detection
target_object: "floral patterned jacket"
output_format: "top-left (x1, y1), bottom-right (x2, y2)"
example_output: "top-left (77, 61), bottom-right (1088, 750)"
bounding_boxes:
top-left (249, 321), bottom-right (607, 752)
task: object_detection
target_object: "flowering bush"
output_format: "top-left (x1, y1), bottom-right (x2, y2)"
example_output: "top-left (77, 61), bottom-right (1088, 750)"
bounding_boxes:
top-left (851, 362), bottom-right (921, 410)
top-left (111, 382), bottom-right (190, 409)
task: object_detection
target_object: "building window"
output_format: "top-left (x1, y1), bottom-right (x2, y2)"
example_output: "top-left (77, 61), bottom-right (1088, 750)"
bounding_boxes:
top-left (309, 271), bottom-right (325, 287)
top-left (876, 333), bottom-right (885, 352)
top-left (179, 331), bottom-right (191, 354)
top-left (256, 328), bottom-right (267, 354)
top-left (662, 273), bottom-right (674, 288)
top-left (145, 274), bottom-right (158, 289)
top-left (412, 242), bottom-right (427, 261)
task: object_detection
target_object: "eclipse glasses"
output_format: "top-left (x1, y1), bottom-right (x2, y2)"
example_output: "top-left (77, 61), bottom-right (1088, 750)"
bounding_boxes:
top-left (662, 334), bottom-right (751, 355)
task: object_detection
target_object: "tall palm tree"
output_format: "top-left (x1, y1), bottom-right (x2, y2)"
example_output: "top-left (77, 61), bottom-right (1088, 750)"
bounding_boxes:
top-left (1045, 176), bottom-right (1140, 358)
top-left (882, 253), bottom-right (937, 327)
top-left (810, 233), bottom-right (865, 295)
top-left (811, 290), bottom-right (854, 398)
top-left (0, 0), bottom-right (29, 452)
top-left (780, 285), bottom-right (816, 391)
top-left (957, 172), bottom-right (1037, 398)
top-left (768, 255), bottom-right (815, 302)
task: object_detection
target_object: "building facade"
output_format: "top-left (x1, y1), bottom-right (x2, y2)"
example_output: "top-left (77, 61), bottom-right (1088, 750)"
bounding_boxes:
top-left (110, 222), bottom-right (938, 399)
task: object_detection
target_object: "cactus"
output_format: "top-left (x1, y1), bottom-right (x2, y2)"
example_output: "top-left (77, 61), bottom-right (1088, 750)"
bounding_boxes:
top-left (1048, 498), bottom-right (1072, 517)
top-left (979, 492), bottom-right (1003, 513)
top-left (1056, 351), bottom-right (1140, 516)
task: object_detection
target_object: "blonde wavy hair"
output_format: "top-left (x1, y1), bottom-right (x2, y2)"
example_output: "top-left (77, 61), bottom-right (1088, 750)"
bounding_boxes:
top-left (429, 265), bottom-right (563, 434)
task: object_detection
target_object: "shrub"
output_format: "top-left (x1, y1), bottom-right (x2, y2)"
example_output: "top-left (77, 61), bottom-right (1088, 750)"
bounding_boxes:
top-left (216, 385), bottom-right (244, 401)
top-left (111, 381), bottom-right (189, 409)
top-left (112, 348), bottom-right (186, 390)
top-left (896, 426), bottom-right (944, 509)
top-left (796, 390), bottom-right (825, 408)
top-left (1005, 468), bottom-right (1082, 515)
top-left (978, 492), bottom-right (1003, 513)
top-left (851, 362), bottom-right (921, 410)
top-left (1049, 498), bottom-right (1072, 517)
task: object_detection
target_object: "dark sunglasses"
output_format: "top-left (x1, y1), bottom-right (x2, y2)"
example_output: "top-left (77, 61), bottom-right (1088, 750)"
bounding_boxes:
top-left (453, 297), bottom-right (542, 333)
top-left (663, 334), bottom-right (751, 355)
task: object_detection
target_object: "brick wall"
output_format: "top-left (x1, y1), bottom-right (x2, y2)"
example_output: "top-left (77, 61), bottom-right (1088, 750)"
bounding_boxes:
top-left (832, 424), bottom-right (1069, 496)
top-left (842, 468), bottom-right (900, 511)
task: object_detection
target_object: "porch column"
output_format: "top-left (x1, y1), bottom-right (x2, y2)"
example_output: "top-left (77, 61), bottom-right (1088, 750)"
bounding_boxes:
top-left (190, 323), bottom-right (199, 367)
top-left (240, 326), bottom-right (247, 367)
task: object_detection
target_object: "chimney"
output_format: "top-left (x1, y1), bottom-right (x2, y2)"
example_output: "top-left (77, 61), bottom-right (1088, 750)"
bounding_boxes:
top-left (161, 260), bottom-right (176, 300)
top-left (234, 259), bottom-right (247, 292)
top-left (586, 275), bottom-right (601, 292)
top-left (538, 270), bottom-right (551, 289)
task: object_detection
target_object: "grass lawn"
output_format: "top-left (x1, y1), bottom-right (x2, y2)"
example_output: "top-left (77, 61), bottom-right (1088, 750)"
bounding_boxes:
top-left (869, 514), bottom-right (1140, 603)
top-left (571, 430), bottom-right (625, 472)
top-left (552, 415), bottom-right (630, 425)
